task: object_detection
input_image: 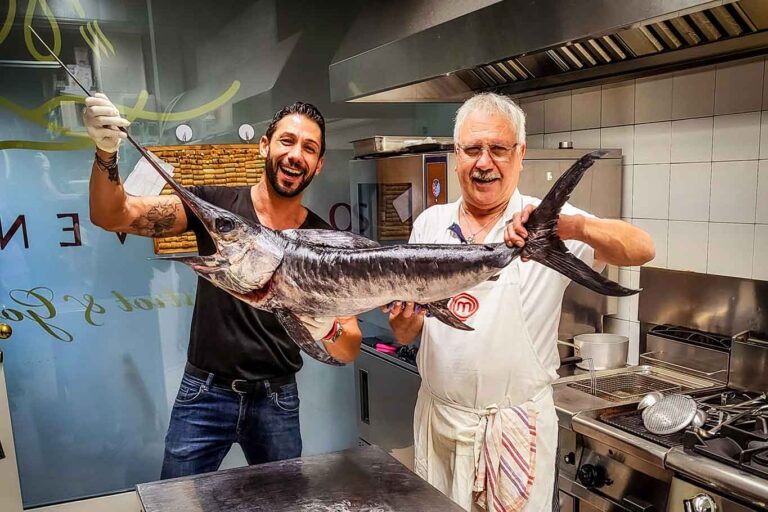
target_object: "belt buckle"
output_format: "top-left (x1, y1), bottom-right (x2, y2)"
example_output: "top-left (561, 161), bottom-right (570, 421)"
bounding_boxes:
top-left (231, 379), bottom-right (248, 394)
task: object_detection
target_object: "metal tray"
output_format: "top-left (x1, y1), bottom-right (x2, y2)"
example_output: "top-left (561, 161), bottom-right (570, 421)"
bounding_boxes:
top-left (351, 135), bottom-right (453, 158)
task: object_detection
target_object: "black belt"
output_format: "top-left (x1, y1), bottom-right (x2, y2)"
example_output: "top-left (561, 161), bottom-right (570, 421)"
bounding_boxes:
top-left (185, 362), bottom-right (295, 394)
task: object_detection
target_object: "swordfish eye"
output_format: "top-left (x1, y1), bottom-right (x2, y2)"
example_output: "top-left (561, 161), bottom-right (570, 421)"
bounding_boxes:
top-left (215, 217), bottom-right (235, 233)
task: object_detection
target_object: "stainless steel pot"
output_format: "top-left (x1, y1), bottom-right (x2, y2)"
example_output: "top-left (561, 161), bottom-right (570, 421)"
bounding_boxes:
top-left (559, 333), bottom-right (629, 370)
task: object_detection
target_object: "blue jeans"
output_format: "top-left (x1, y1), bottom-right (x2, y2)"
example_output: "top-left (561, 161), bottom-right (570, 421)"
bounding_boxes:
top-left (160, 369), bottom-right (302, 479)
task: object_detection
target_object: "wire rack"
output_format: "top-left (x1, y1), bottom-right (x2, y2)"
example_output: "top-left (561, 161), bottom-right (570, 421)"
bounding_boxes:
top-left (601, 410), bottom-right (685, 448)
top-left (568, 373), bottom-right (682, 402)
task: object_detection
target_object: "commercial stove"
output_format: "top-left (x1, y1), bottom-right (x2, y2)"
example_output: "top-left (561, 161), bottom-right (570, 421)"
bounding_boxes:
top-left (554, 325), bottom-right (768, 511)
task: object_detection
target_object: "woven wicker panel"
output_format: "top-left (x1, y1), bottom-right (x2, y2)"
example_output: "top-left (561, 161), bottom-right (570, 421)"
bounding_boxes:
top-left (147, 144), bottom-right (264, 254)
top-left (378, 183), bottom-right (412, 241)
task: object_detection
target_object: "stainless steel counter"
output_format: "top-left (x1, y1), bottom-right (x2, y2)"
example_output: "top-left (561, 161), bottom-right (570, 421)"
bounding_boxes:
top-left (137, 446), bottom-right (464, 512)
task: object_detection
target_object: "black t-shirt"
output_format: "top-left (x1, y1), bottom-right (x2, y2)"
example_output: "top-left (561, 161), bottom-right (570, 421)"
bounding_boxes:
top-left (182, 186), bottom-right (330, 380)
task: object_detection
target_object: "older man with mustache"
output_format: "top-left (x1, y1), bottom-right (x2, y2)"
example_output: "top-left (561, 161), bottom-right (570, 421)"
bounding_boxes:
top-left (388, 92), bottom-right (654, 511)
top-left (84, 95), bottom-right (362, 478)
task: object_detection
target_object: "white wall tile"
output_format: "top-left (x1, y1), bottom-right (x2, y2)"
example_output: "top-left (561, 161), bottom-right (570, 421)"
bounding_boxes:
top-left (763, 60), bottom-right (768, 109)
top-left (673, 66), bottom-right (715, 120)
top-left (602, 317), bottom-right (639, 364)
top-left (636, 75), bottom-right (673, 123)
top-left (629, 271), bottom-right (639, 322)
top-left (634, 122), bottom-right (671, 164)
top-left (715, 58), bottom-right (764, 115)
top-left (712, 112), bottom-right (761, 161)
top-left (527, 133), bottom-right (544, 149)
top-left (544, 131), bottom-right (572, 149)
top-left (628, 321), bottom-right (640, 365)
top-left (522, 99), bottom-right (544, 134)
top-left (613, 270), bottom-right (640, 323)
top-left (545, 93), bottom-right (572, 133)
top-left (572, 86), bottom-right (601, 130)
top-left (759, 111), bottom-right (768, 160)
top-left (633, 164), bottom-right (670, 219)
top-left (571, 129), bottom-right (600, 148)
top-left (604, 317), bottom-right (630, 337)
top-left (754, 225), bottom-right (768, 281)
top-left (667, 221), bottom-right (709, 273)
top-left (601, 81), bottom-right (635, 127)
top-left (669, 163), bottom-right (711, 221)
top-left (758, 160), bottom-right (768, 223)
top-left (622, 165), bottom-right (633, 218)
top-left (613, 269), bottom-right (632, 321)
top-left (710, 160), bottom-right (758, 223)
top-left (601, 125), bottom-right (634, 164)
top-left (633, 219), bottom-right (668, 268)
top-left (671, 117), bottom-right (713, 163)
top-left (707, 223), bottom-right (754, 278)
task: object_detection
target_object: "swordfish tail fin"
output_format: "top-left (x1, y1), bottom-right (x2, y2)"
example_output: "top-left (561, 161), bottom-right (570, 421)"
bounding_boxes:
top-left (522, 150), bottom-right (639, 297)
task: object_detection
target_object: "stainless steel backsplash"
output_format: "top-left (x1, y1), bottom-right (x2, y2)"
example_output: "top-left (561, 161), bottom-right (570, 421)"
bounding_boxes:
top-left (638, 267), bottom-right (768, 336)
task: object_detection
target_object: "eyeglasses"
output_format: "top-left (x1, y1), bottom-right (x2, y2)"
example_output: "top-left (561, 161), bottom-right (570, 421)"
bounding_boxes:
top-left (455, 142), bottom-right (519, 163)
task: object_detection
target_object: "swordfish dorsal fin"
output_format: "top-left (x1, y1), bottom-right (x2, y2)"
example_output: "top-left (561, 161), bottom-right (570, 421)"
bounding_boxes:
top-left (281, 229), bottom-right (380, 249)
top-left (273, 309), bottom-right (346, 366)
top-left (522, 150), bottom-right (639, 297)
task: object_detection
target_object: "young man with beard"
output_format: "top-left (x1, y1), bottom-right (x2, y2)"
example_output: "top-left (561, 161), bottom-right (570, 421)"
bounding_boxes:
top-left (84, 94), bottom-right (362, 478)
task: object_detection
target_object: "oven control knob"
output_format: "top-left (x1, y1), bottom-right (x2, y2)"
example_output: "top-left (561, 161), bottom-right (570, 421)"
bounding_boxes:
top-left (563, 452), bottom-right (576, 465)
top-left (684, 494), bottom-right (717, 512)
top-left (576, 463), bottom-right (606, 488)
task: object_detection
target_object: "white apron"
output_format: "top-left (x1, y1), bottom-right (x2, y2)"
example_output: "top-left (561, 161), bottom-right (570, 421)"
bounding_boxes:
top-left (414, 205), bottom-right (558, 512)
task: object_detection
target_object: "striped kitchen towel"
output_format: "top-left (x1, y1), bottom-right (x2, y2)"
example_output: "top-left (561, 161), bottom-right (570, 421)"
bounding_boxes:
top-left (473, 404), bottom-right (538, 511)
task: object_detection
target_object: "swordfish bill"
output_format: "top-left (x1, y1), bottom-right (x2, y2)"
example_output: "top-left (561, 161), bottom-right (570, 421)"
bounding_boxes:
top-left (34, 33), bottom-right (637, 366)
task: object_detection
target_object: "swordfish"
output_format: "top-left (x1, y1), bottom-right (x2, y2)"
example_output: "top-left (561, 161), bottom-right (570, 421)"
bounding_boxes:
top-left (155, 150), bottom-right (638, 366)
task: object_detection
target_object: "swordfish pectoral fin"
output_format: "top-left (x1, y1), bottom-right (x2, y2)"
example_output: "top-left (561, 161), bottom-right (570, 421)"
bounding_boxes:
top-left (426, 299), bottom-right (474, 331)
top-left (526, 237), bottom-right (640, 297)
top-left (273, 309), bottom-right (346, 367)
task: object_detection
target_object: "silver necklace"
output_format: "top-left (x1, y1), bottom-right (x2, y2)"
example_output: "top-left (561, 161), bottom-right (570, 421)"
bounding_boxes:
top-left (460, 205), bottom-right (505, 244)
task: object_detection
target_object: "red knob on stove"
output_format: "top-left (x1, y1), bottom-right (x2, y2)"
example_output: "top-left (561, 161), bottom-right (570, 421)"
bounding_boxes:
top-left (577, 463), bottom-right (607, 488)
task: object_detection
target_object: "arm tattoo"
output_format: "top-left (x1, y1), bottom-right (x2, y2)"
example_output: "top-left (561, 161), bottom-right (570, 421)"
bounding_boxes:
top-left (130, 203), bottom-right (179, 237)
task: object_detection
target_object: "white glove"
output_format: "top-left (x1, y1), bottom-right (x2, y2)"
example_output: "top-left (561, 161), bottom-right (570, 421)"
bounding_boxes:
top-left (82, 93), bottom-right (130, 153)
top-left (298, 315), bottom-right (337, 341)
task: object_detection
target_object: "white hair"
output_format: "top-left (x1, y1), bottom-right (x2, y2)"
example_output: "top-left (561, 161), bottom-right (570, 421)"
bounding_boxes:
top-left (453, 92), bottom-right (526, 145)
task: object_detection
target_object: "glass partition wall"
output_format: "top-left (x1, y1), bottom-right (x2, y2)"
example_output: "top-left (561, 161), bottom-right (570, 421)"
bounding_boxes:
top-left (0, 0), bottom-right (456, 506)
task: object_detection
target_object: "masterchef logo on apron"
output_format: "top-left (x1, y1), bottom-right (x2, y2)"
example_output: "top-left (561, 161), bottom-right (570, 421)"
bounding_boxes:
top-left (449, 292), bottom-right (479, 320)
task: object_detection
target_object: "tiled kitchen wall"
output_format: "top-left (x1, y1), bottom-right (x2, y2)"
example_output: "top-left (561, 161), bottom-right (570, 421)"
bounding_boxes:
top-left (519, 56), bottom-right (768, 362)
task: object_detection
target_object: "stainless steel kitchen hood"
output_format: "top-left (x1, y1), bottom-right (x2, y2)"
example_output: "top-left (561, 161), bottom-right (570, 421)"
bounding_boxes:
top-left (330, 0), bottom-right (768, 103)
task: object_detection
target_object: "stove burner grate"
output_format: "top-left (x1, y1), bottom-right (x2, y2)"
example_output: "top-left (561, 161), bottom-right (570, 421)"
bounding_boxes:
top-left (752, 448), bottom-right (768, 468)
top-left (687, 424), bottom-right (768, 479)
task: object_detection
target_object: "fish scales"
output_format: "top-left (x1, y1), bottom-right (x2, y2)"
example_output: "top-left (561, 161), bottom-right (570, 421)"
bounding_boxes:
top-left (267, 242), bottom-right (518, 316)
